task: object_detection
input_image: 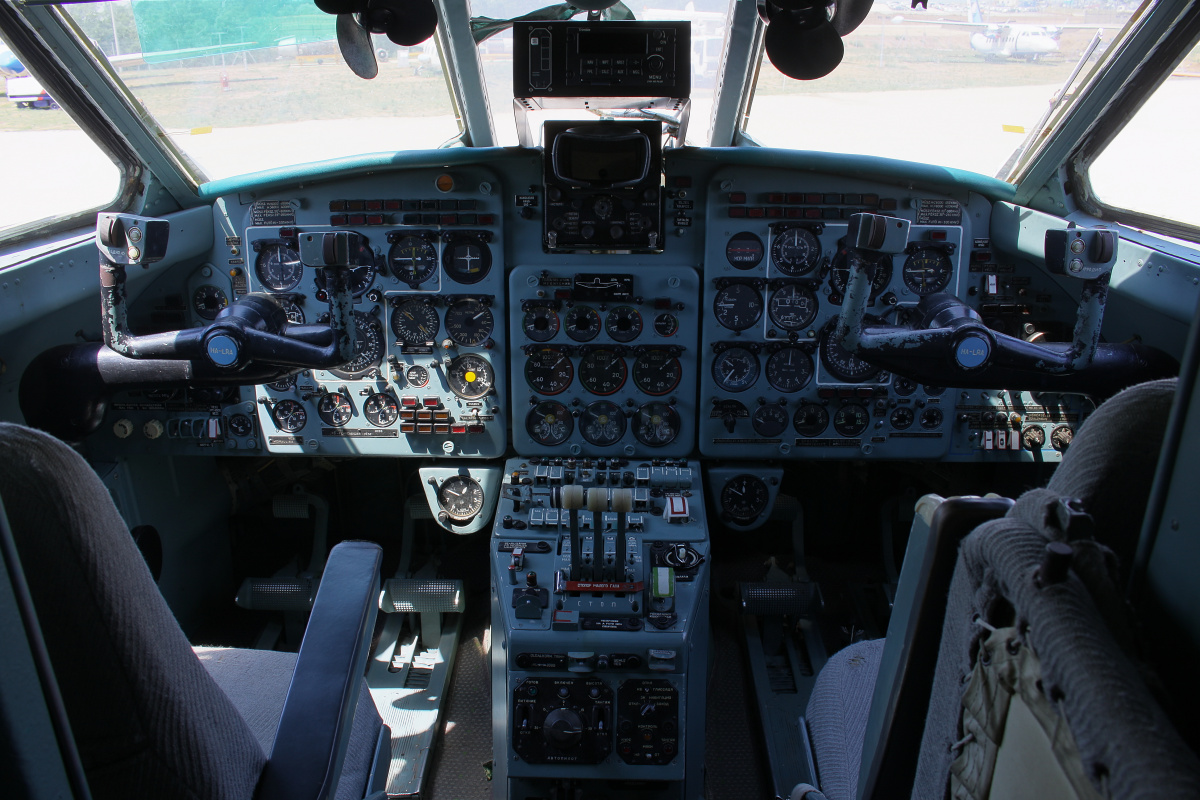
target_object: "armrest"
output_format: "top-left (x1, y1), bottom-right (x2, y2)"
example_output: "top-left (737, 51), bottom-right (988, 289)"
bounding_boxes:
top-left (258, 540), bottom-right (383, 800)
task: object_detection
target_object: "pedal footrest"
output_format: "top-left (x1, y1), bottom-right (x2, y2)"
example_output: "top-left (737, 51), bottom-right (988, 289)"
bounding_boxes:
top-left (381, 578), bottom-right (464, 613)
top-left (739, 581), bottom-right (822, 618)
top-left (235, 577), bottom-right (317, 611)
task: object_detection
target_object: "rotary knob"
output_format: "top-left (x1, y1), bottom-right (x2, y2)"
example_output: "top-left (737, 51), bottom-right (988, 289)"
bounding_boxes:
top-left (646, 54), bottom-right (665, 73)
top-left (542, 708), bottom-right (584, 749)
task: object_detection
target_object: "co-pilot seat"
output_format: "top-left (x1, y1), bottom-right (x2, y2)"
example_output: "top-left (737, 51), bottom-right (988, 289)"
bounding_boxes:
top-left (0, 422), bottom-right (388, 800)
top-left (799, 379), bottom-right (1200, 800)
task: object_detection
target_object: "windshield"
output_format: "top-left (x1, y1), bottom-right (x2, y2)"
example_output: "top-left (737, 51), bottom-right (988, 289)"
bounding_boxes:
top-left (63, 0), bottom-right (461, 183)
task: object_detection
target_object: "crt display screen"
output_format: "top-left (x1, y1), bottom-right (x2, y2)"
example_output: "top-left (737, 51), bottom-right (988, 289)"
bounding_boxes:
top-left (553, 133), bottom-right (649, 186)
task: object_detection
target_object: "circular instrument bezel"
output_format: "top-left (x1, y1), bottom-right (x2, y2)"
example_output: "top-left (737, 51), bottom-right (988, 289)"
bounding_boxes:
top-left (522, 307), bottom-right (560, 342)
top-left (437, 475), bottom-right (485, 522)
top-left (390, 298), bottom-right (440, 345)
top-left (819, 324), bottom-right (882, 384)
top-left (578, 348), bottom-right (628, 396)
top-left (524, 347), bottom-right (574, 395)
top-left (752, 404), bottom-right (789, 437)
top-left (767, 284), bottom-right (819, 331)
top-left (765, 346), bottom-right (815, 393)
top-left (564, 305), bottom-right (601, 342)
top-left (632, 349), bottom-right (682, 396)
top-left (580, 400), bottom-right (626, 447)
top-left (271, 399), bottom-right (307, 433)
top-left (833, 403), bottom-right (870, 437)
top-left (446, 354), bottom-right (494, 399)
top-left (726, 231), bottom-right (765, 269)
top-left (329, 311), bottom-right (385, 379)
top-left (192, 285), bottom-right (228, 321)
top-left (363, 392), bottom-right (400, 427)
top-left (254, 242), bottom-right (304, 293)
top-left (793, 402), bottom-right (830, 437)
top-left (770, 227), bottom-right (822, 276)
top-left (526, 400), bottom-right (573, 446)
top-left (829, 249), bottom-right (893, 298)
top-left (901, 247), bottom-right (954, 295)
top-left (442, 236), bottom-right (492, 285)
top-left (444, 298), bottom-right (494, 346)
top-left (711, 346), bottom-right (760, 393)
top-left (387, 234), bottom-right (439, 285)
top-left (316, 392), bottom-right (354, 427)
top-left (313, 236), bottom-right (378, 297)
top-left (720, 474), bottom-right (771, 523)
top-left (604, 306), bottom-right (643, 343)
top-left (713, 283), bottom-right (763, 331)
top-left (633, 402), bottom-right (681, 447)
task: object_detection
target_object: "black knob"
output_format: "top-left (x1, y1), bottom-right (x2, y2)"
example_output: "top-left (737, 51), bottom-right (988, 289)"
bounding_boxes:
top-left (543, 708), bottom-right (584, 749)
top-left (526, 571), bottom-right (538, 587)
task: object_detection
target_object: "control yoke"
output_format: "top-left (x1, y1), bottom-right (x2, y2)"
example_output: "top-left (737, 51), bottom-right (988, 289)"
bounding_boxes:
top-left (833, 214), bottom-right (1175, 396)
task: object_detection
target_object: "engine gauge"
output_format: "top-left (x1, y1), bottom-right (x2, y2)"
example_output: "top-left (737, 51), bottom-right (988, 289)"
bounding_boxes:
top-left (712, 347), bottom-right (760, 393)
top-left (524, 348), bottom-right (573, 395)
top-left (768, 284), bottom-right (818, 331)
top-left (255, 242), bottom-right (304, 292)
top-left (446, 354), bottom-right (494, 399)
top-left (726, 231), bottom-right (765, 269)
top-left (580, 400), bottom-right (626, 446)
top-left (266, 373), bottom-right (298, 392)
top-left (330, 311), bottom-right (384, 379)
top-left (605, 306), bottom-right (643, 342)
top-left (893, 376), bottom-right (918, 397)
top-left (771, 227), bottom-right (822, 276)
top-left (653, 313), bottom-right (679, 337)
top-left (564, 305), bottom-right (601, 342)
top-left (766, 347), bottom-right (814, 393)
top-left (443, 236), bottom-right (491, 284)
top-left (271, 399), bottom-right (307, 432)
top-left (632, 349), bottom-right (682, 396)
top-left (920, 408), bottom-right (945, 430)
top-left (902, 247), bottom-right (954, 295)
top-left (363, 392), bottom-right (399, 427)
top-left (280, 298), bottom-right (305, 324)
top-left (316, 392), bottom-right (354, 427)
top-left (313, 236), bottom-right (378, 297)
top-left (1023, 425), bottom-right (1047, 451)
top-left (890, 407), bottom-right (915, 430)
top-left (720, 474), bottom-right (770, 523)
top-left (192, 285), bottom-right (228, 320)
top-left (387, 234), bottom-right (438, 285)
top-left (820, 324), bottom-right (881, 383)
top-left (833, 403), bottom-right (870, 437)
top-left (713, 283), bottom-right (763, 331)
top-left (444, 298), bottom-right (494, 346)
top-left (437, 475), bottom-right (484, 522)
top-left (830, 249), bottom-right (893, 298)
top-left (752, 404), bottom-right (789, 437)
top-left (794, 403), bottom-right (829, 437)
top-left (227, 413), bottom-right (254, 437)
top-left (523, 307), bottom-right (560, 342)
top-left (579, 348), bottom-right (627, 395)
top-left (405, 364), bottom-right (430, 388)
top-left (391, 298), bottom-right (440, 345)
top-left (526, 400), bottom-right (573, 446)
top-left (633, 402), bottom-right (680, 447)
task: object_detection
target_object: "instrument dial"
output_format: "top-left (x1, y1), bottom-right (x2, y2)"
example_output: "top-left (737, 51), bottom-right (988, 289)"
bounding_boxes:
top-left (794, 403), bottom-right (829, 437)
top-left (579, 349), bottom-right (627, 395)
top-left (768, 284), bottom-right (818, 331)
top-left (820, 324), bottom-right (881, 383)
top-left (391, 298), bottom-right (440, 345)
top-left (830, 249), bottom-right (893, 298)
top-left (405, 364), bottom-right (430, 387)
top-left (1023, 425), bottom-right (1047, 451)
top-left (890, 407), bottom-right (915, 430)
top-left (523, 307), bottom-right (560, 342)
top-left (833, 403), bottom-right (870, 437)
top-left (654, 313), bottom-right (679, 337)
top-left (893, 377), bottom-right (918, 397)
top-left (632, 349), bottom-right (682, 396)
top-left (564, 305), bottom-right (601, 342)
top-left (281, 298), bottom-right (305, 324)
top-left (227, 413), bottom-right (254, 437)
top-left (271, 399), bottom-right (307, 432)
top-left (752, 404), bottom-right (789, 437)
top-left (267, 373), bottom-right (297, 392)
top-left (720, 475), bottom-right (770, 523)
top-left (920, 408), bottom-right (945, 430)
top-left (771, 227), bottom-right (821, 276)
top-left (437, 475), bottom-right (484, 522)
top-left (633, 402), bottom-right (680, 447)
top-left (524, 348), bottom-right (574, 395)
top-left (363, 392), bottom-right (399, 427)
top-left (526, 401), bottom-right (573, 446)
top-left (387, 235), bottom-right (438, 285)
top-left (765, 347), bottom-right (814, 393)
top-left (255, 242), bottom-right (304, 292)
top-left (713, 283), bottom-right (763, 331)
top-left (330, 311), bottom-right (384, 379)
top-left (443, 237), bottom-right (491, 284)
top-left (444, 298), bottom-right (494, 346)
top-left (192, 285), bottom-right (228, 320)
top-left (902, 248), bottom-right (954, 295)
top-left (605, 306), bottom-right (643, 342)
top-left (446, 354), bottom-right (494, 399)
top-left (316, 392), bottom-right (354, 427)
top-left (580, 400), bottom-right (626, 446)
top-left (726, 231), bottom-right (765, 269)
top-left (313, 237), bottom-right (378, 297)
top-left (711, 347), bottom-right (760, 393)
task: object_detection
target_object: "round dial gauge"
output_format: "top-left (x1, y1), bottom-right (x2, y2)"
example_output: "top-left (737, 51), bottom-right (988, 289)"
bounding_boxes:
top-left (890, 407), bottom-right (915, 429)
top-left (314, 237), bottom-right (377, 297)
top-left (920, 408), bottom-right (945, 430)
top-left (363, 392), bottom-right (399, 427)
top-left (391, 298), bottom-right (440, 345)
top-left (281, 298), bottom-right (305, 324)
top-left (771, 227), bottom-right (822, 276)
top-left (564, 305), bottom-right (601, 342)
top-left (833, 403), bottom-right (870, 437)
top-left (193, 285), bottom-right (228, 320)
top-left (726, 232), bottom-right (765, 269)
top-left (712, 347), bottom-right (760, 393)
top-left (1023, 425), bottom-right (1047, 451)
top-left (387, 235), bottom-right (438, 285)
top-left (271, 399), bottom-right (307, 432)
top-left (820, 324), bottom-right (881, 383)
top-left (445, 298), bottom-right (494, 346)
top-left (605, 306), bottom-right (643, 342)
top-left (794, 403), bottom-right (829, 437)
top-left (524, 348), bottom-right (573, 395)
top-left (713, 283), bottom-right (763, 331)
top-left (893, 376), bottom-right (918, 397)
top-left (633, 402), bottom-right (680, 447)
top-left (446, 354), bottom-right (494, 399)
top-left (437, 475), bottom-right (484, 522)
top-left (830, 249), bottom-right (893, 298)
top-left (580, 400), bottom-right (626, 446)
top-left (316, 392), bottom-right (354, 427)
top-left (526, 401), bottom-right (573, 446)
top-left (267, 373), bottom-right (297, 392)
top-left (752, 404), bottom-right (789, 437)
top-left (227, 413), bottom-right (254, 437)
top-left (632, 349), bottom-right (682, 396)
top-left (768, 284), bottom-right (818, 331)
top-left (523, 307), bottom-right (560, 342)
top-left (442, 237), bottom-right (491, 284)
top-left (579, 349), bottom-right (627, 395)
top-left (405, 364), bottom-right (430, 388)
top-left (902, 248), bottom-right (954, 295)
top-left (766, 347), bottom-right (814, 393)
top-left (255, 242), bottom-right (304, 292)
top-left (720, 475), bottom-right (770, 523)
top-left (654, 313), bottom-right (679, 337)
top-left (330, 311), bottom-right (384, 379)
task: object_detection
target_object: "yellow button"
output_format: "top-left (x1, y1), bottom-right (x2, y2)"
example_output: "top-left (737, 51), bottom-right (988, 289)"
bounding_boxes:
top-left (465, 371), bottom-right (477, 382)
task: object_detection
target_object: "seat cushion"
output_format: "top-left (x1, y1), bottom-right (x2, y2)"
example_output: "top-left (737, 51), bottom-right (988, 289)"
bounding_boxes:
top-left (805, 638), bottom-right (885, 800)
